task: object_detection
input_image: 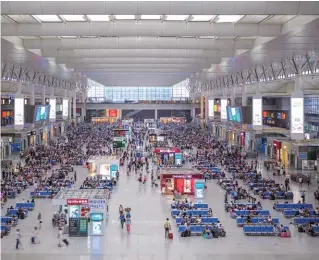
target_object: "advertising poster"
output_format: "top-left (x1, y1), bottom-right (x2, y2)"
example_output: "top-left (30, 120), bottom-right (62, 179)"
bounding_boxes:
top-left (253, 97), bottom-right (262, 129)
top-left (221, 99), bottom-right (227, 120)
top-left (175, 153), bottom-right (183, 166)
top-left (227, 107), bottom-right (242, 123)
top-left (49, 99), bottom-right (56, 121)
top-left (110, 164), bottom-right (118, 178)
top-left (35, 106), bottom-right (50, 122)
top-left (14, 97), bottom-right (24, 126)
top-left (291, 98), bottom-right (304, 134)
top-left (62, 99), bottom-right (69, 118)
top-left (208, 99), bottom-right (214, 118)
top-left (100, 164), bottom-right (110, 178)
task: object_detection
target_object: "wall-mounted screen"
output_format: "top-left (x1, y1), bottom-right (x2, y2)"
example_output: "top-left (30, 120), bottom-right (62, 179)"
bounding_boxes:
top-left (49, 99), bottom-right (56, 121)
top-left (208, 100), bottom-right (214, 118)
top-left (227, 106), bottom-right (242, 123)
top-left (14, 97), bottom-right (24, 126)
top-left (34, 105), bottom-right (50, 122)
top-left (291, 97), bottom-right (304, 134)
top-left (221, 99), bottom-right (227, 120)
top-left (62, 99), bottom-right (68, 118)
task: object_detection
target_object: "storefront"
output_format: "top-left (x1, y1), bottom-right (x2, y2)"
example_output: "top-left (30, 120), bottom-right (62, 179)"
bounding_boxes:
top-left (272, 140), bottom-right (282, 161)
top-left (26, 131), bottom-right (37, 147)
top-left (153, 147), bottom-right (183, 168)
top-left (244, 132), bottom-right (253, 151)
top-left (280, 141), bottom-right (291, 168)
top-left (292, 143), bottom-right (319, 170)
top-left (160, 173), bottom-right (204, 195)
top-left (160, 117), bottom-right (186, 124)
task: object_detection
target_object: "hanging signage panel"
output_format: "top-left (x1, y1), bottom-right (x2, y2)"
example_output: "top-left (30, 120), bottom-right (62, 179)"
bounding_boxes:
top-left (252, 96), bottom-right (262, 130)
top-left (14, 97), bottom-right (24, 126)
top-left (221, 99), bottom-right (227, 121)
top-left (62, 99), bottom-right (69, 118)
top-left (291, 97), bottom-right (304, 134)
top-left (49, 99), bottom-right (56, 122)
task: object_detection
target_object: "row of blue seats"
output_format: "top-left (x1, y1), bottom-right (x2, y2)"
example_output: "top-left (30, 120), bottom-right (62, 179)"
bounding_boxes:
top-left (6, 191), bottom-right (16, 199)
top-left (294, 217), bottom-right (319, 225)
top-left (6, 209), bottom-right (28, 218)
top-left (30, 191), bottom-right (54, 197)
top-left (16, 203), bottom-right (35, 210)
top-left (1, 217), bottom-right (18, 224)
top-left (234, 210), bottom-right (270, 216)
top-left (260, 191), bottom-right (293, 199)
top-left (171, 203), bottom-right (208, 209)
top-left (243, 225), bottom-right (276, 235)
top-left (176, 217), bottom-right (219, 225)
top-left (310, 226), bottom-right (319, 235)
top-left (172, 209), bottom-right (209, 217)
top-left (284, 210), bottom-right (316, 218)
top-left (275, 203), bottom-right (313, 210)
top-left (236, 217), bottom-right (279, 226)
top-left (178, 225), bottom-right (211, 234)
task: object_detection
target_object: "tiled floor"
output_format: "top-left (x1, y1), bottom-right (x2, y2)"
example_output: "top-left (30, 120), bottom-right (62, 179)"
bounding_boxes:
top-left (2, 151), bottom-right (319, 260)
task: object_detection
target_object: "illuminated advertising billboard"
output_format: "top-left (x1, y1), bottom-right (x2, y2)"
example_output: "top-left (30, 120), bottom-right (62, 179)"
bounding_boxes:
top-left (14, 97), bottom-right (24, 126)
top-left (49, 99), bottom-right (56, 122)
top-left (291, 98), bottom-right (304, 134)
top-left (62, 99), bottom-right (69, 118)
top-left (221, 99), bottom-right (227, 120)
top-left (253, 97), bottom-right (262, 130)
top-left (208, 99), bottom-right (214, 118)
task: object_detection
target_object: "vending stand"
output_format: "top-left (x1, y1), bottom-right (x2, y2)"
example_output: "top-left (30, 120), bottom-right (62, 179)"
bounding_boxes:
top-left (153, 147), bottom-right (183, 168)
top-left (52, 189), bottom-right (108, 237)
top-left (160, 172), bottom-right (204, 195)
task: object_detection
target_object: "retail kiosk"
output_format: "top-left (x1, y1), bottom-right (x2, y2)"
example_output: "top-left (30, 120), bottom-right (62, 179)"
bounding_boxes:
top-left (153, 147), bottom-right (183, 167)
top-left (53, 189), bottom-right (108, 237)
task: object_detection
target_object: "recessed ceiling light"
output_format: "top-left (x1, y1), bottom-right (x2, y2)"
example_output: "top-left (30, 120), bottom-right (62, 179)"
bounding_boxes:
top-left (60, 15), bottom-right (86, 22)
top-left (114, 15), bottom-right (135, 20)
top-left (165, 15), bottom-right (188, 21)
top-left (140, 15), bottom-right (161, 20)
top-left (198, 36), bottom-right (217, 39)
top-left (87, 15), bottom-right (110, 22)
top-left (190, 15), bottom-right (215, 22)
top-left (33, 15), bottom-right (61, 22)
top-left (215, 15), bottom-right (244, 23)
top-left (60, 36), bottom-right (78, 39)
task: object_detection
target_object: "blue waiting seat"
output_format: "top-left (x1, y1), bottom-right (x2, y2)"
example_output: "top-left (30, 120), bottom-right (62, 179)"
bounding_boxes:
top-left (294, 217), bottom-right (319, 225)
top-left (16, 202), bottom-right (35, 210)
top-left (275, 203), bottom-right (313, 211)
top-left (243, 225), bottom-right (274, 236)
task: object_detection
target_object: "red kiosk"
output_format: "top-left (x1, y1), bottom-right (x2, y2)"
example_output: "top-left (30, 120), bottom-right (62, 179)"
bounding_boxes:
top-left (153, 147), bottom-right (182, 167)
top-left (160, 172), bottom-right (204, 195)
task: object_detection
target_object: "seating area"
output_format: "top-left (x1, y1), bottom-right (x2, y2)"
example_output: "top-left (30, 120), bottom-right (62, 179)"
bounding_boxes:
top-left (309, 226), bottom-right (319, 236)
top-left (231, 209), bottom-right (270, 218)
top-left (176, 217), bottom-right (219, 226)
top-left (30, 191), bottom-right (57, 198)
top-left (274, 203), bottom-right (313, 211)
top-left (170, 203), bottom-right (208, 209)
top-left (236, 217), bottom-right (280, 226)
top-left (258, 191), bottom-right (293, 200)
top-left (294, 217), bottom-right (319, 225)
top-left (243, 225), bottom-right (290, 236)
top-left (284, 210), bottom-right (316, 218)
top-left (16, 202), bottom-right (35, 210)
top-left (178, 225), bottom-right (213, 235)
top-left (172, 209), bottom-right (209, 217)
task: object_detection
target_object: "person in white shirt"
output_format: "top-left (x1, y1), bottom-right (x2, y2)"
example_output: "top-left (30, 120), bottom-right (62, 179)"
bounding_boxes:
top-left (31, 227), bottom-right (39, 244)
top-left (217, 221), bottom-right (223, 229)
top-left (16, 229), bottom-right (22, 249)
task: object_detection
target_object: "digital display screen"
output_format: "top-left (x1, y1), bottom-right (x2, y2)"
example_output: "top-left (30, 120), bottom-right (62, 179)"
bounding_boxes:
top-left (100, 164), bottom-right (110, 177)
top-left (14, 98), bottom-right (24, 126)
top-left (227, 107), bottom-right (242, 123)
top-left (49, 99), bottom-right (56, 121)
top-left (92, 221), bottom-right (102, 235)
top-left (34, 105), bottom-right (50, 122)
top-left (91, 213), bottom-right (103, 222)
top-left (69, 205), bottom-right (80, 218)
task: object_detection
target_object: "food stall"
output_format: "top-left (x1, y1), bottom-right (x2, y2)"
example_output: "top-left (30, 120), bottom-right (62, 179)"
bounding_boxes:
top-left (160, 172), bottom-right (204, 195)
top-left (52, 189), bottom-right (108, 237)
top-left (91, 117), bottom-right (118, 124)
top-left (153, 147), bottom-right (183, 167)
top-left (159, 117), bottom-right (186, 124)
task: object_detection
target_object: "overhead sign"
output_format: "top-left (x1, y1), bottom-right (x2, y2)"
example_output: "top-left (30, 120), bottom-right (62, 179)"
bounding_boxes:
top-left (62, 99), bottom-right (69, 119)
top-left (89, 199), bottom-right (106, 209)
top-left (291, 97), bottom-right (304, 134)
top-left (67, 199), bottom-right (88, 205)
top-left (298, 152), bottom-right (307, 160)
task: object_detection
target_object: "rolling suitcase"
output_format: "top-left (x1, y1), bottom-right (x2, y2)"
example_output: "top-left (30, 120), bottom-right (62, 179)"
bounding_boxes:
top-left (62, 239), bottom-right (69, 246)
top-left (168, 233), bottom-right (173, 239)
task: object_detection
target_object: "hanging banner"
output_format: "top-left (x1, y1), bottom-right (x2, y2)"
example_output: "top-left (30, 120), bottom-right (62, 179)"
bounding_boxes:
top-left (62, 99), bottom-right (69, 119)
top-left (14, 96), bottom-right (24, 128)
top-left (221, 99), bottom-right (227, 121)
top-left (291, 91), bottom-right (304, 140)
top-left (252, 96), bottom-right (262, 130)
top-left (49, 98), bottom-right (56, 122)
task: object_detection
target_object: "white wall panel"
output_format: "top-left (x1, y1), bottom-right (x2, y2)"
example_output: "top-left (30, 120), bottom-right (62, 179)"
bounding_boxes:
top-left (41, 1), bottom-right (74, 14)
top-left (265, 1), bottom-right (299, 15)
top-left (137, 1), bottom-right (170, 15)
top-left (202, 2), bottom-right (234, 15)
top-left (169, 1), bottom-right (202, 15)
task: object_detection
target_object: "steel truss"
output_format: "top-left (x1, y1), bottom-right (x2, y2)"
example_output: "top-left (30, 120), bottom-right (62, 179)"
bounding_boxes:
top-left (1, 62), bottom-right (88, 92)
top-left (188, 51), bottom-right (319, 93)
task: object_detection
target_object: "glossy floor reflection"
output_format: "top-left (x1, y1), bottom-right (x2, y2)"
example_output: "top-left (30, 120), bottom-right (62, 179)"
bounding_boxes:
top-left (1, 156), bottom-right (319, 260)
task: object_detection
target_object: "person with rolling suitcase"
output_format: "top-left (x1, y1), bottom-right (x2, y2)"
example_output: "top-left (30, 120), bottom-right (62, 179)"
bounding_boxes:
top-left (164, 218), bottom-right (171, 238)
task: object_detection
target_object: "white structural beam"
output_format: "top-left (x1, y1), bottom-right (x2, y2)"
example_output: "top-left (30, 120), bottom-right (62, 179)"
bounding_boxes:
top-left (2, 22), bottom-right (281, 37)
top-left (23, 38), bottom-right (255, 50)
top-left (44, 49), bottom-right (232, 59)
top-left (2, 1), bottom-right (319, 15)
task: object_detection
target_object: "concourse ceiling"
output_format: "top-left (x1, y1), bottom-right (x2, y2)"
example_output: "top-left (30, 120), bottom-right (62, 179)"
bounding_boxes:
top-left (1, 1), bottom-right (319, 87)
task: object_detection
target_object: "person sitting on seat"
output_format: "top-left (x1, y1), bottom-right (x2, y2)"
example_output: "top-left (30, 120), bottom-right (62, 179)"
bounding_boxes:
top-left (314, 207), bottom-right (319, 216)
top-left (196, 215), bottom-right (202, 224)
top-left (189, 201), bottom-right (194, 209)
top-left (267, 215), bottom-right (273, 224)
top-left (246, 215), bottom-right (252, 224)
top-left (208, 208), bottom-right (213, 216)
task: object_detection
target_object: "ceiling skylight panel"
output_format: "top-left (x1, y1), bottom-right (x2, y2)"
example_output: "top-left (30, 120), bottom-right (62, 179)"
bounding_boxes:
top-left (60, 15), bottom-right (86, 22)
top-left (33, 15), bottom-right (61, 22)
top-left (190, 15), bottom-right (215, 22)
top-left (140, 15), bottom-right (161, 20)
top-left (215, 15), bottom-right (244, 23)
top-left (87, 15), bottom-right (110, 21)
top-left (165, 15), bottom-right (188, 21)
top-left (114, 15), bottom-right (135, 20)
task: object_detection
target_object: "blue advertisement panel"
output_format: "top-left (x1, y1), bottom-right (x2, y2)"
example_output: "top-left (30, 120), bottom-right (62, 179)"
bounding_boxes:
top-left (194, 180), bottom-right (205, 199)
top-left (110, 164), bottom-right (118, 178)
top-left (175, 153), bottom-right (183, 166)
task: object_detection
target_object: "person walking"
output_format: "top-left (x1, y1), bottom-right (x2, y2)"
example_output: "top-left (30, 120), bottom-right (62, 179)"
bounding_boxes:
top-left (119, 212), bottom-right (125, 229)
top-left (164, 218), bottom-right (171, 238)
top-left (31, 227), bottom-right (39, 244)
top-left (301, 190), bottom-right (306, 203)
top-left (16, 229), bottom-right (22, 249)
top-left (126, 216), bottom-right (132, 234)
top-left (299, 176), bottom-right (303, 190)
top-left (284, 178), bottom-right (290, 192)
top-left (37, 212), bottom-right (42, 229)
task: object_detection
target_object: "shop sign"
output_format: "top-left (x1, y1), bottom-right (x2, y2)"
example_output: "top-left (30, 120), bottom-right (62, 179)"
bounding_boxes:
top-left (298, 152), bottom-right (307, 160)
top-left (67, 199), bottom-right (88, 205)
top-left (89, 199), bottom-right (106, 209)
top-left (172, 175), bottom-right (192, 179)
top-left (113, 137), bottom-right (125, 141)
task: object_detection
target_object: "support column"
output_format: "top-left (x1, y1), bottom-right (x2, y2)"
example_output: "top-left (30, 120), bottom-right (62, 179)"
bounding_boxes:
top-left (68, 91), bottom-right (72, 120)
top-left (49, 87), bottom-right (56, 123)
top-left (191, 107), bottom-right (195, 121)
top-left (73, 91), bottom-right (77, 123)
top-left (14, 83), bottom-right (24, 130)
top-left (200, 94), bottom-right (205, 128)
top-left (290, 75), bottom-right (304, 140)
top-left (241, 85), bottom-right (248, 106)
top-left (221, 89), bottom-right (228, 122)
top-left (231, 88), bottom-right (236, 106)
top-left (81, 92), bottom-right (87, 122)
top-left (252, 83), bottom-right (263, 131)
top-left (154, 109), bottom-right (158, 120)
top-left (41, 86), bottom-right (46, 105)
top-left (29, 84), bottom-right (35, 105)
